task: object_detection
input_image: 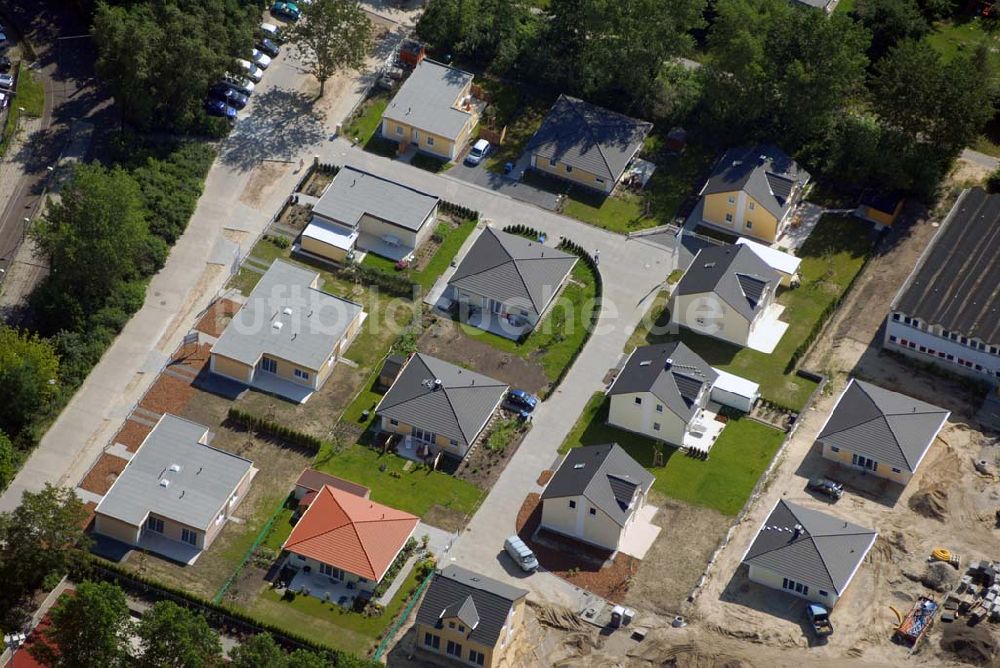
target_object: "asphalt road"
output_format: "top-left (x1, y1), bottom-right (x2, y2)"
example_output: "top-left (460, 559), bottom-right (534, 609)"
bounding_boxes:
top-left (0, 1), bottom-right (113, 303)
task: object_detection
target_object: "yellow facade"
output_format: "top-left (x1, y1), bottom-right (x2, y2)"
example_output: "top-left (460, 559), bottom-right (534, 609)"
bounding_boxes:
top-left (415, 598), bottom-right (526, 668)
top-left (532, 155), bottom-right (612, 193)
top-left (300, 234), bottom-right (349, 264)
top-left (607, 392), bottom-right (688, 446)
top-left (540, 495), bottom-right (627, 551)
top-left (380, 417), bottom-right (470, 457)
top-left (821, 442), bottom-right (913, 486)
top-left (381, 118), bottom-right (468, 161)
top-left (93, 514), bottom-right (140, 545)
top-left (210, 354), bottom-right (253, 383)
top-left (672, 291), bottom-right (752, 347)
top-left (857, 201), bottom-right (903, 227)
top-left (701, 191), bottom-right (780, 243)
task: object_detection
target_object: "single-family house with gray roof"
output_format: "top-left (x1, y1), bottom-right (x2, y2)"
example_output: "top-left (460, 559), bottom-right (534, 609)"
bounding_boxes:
top-left (540, 444), bottom-right (655, 553)
top-left (692, 145), bottom-right (810, 243)
top-left (818, 378), bottom-right (950, 486)
top-left (742, 499), bottom-right (877, 608)
top-left (93, 414), bottom-right (257, 565)
top-left (526, 94), bottom-right (652, 194)
top-left (301, 166), bottom-right (440, 263)
top-left (375, 353), bottom-right (508, 460)
top-left (673, 244), bottom-right (787, 352)
top-left (209, 260), bottom-right (366, 403)
top-left (415, 565), bottom-right (528, 668)
top-left (381, 59), bottom-right (478, 161)
top-left (447, 227), bottom-right (577, 340)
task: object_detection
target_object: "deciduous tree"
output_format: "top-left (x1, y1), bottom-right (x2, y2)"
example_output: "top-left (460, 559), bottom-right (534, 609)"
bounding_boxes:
top-left (0, 325), bottom-right (59, 438)
top-left (0, 430), bottom-right (15, 491)
top-left (31, 581), bottom-right (131, 668)
top-left (229, 633), bottom-right (288, 668)
top-left (135, 601), bottom-right (223, 668)
top-left (285, 0), bottom-right (373, 96)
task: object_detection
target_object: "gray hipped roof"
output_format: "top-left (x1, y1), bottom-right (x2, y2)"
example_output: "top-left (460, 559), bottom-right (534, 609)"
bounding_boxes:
top-left (526, 95), bottom-right (653, 181)
top-left (675, 244), bottom-right (780, 321)
top-left (210, 260), bottom-right (364, 371)
top-left (311, 166), bottom-right (439, 232)
top-left (893, 188), bottom-right (1000, 345)
top-left (542, 444), bottom-right (655, 527)
top-left (817, 379), bottom-right (950, 473)
top-left (95, 415), bottom-right (254, 530)
top-left (743, 500), bottom-right (876, 595)
top-left (416, 566), bottom-right (528, 646)
top-left (382, 59), bottom-right (474, 140)
top-left (701, 145), bottom-right (810, 220)
top-left (375, 354), bottom-right (508, 448)
top-left (608, 342), bottom-right (718, 423)
top-left (448, 228), bottom-right (577, 318)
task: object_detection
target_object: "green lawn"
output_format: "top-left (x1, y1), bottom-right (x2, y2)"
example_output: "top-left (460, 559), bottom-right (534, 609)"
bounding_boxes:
top-left (411, 152), bottom-right (447, 173)
top-left (834, 0), bottom-right (856, 13)
top-left (456, 261), bottom-right (599, 385)
top-left (927, 18), bottom-right (1000, 79)
top-left (249, 236), bottom-right (290, 264)
top-left (250, 562), bottom-right (423, 655)
top-left (629, 215), bottom-right (873, 410)
top-left (312, 443), bottom-right (484, 519)
top-left (363, 220), bottom-right (477, 291)
top-left (261, 506), bottom-right (297, 552)
top-left (0, 64), bottom-right (44, 157)
top-left (546, 146), bottom-right (714, 233)
top-left (484, 101), bottom-right (549, 174)
top-left (344, 92), bottom-right (390, 145)
top-left (561, 393), bottom-right (785, 515)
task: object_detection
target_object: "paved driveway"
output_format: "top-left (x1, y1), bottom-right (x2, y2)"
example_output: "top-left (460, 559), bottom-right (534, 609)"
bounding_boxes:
top-left (447, 155), bottom-right (561, 210)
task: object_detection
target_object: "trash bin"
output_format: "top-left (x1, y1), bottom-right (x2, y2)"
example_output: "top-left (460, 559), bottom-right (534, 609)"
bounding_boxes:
top-left (610, 605), bottom-right (625, 628)
top-left (504, 162), bottom-right (513, 175)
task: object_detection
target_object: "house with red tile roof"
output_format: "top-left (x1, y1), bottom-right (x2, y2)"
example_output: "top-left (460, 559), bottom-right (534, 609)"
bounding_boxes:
top-left (281, 485), bottom-right (418, 596)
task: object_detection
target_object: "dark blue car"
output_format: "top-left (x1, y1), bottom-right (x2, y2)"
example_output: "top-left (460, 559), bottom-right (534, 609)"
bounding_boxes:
top-left (205, 98), bottom-right (237, 120)
top-left (210, 83), bottom-right (248, 110)
top-left (271, 2), bottom-right (300, 21)
top-left (505, 389), bottom-right (538, 418)
top-left (258, 38), bottom-right (280, 58)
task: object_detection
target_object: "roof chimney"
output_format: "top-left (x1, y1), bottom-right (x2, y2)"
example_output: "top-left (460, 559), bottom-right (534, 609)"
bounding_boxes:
top-left (433, 378), bottom-right (442, 390)
top-left (792, 524), bottom-right (803, 539)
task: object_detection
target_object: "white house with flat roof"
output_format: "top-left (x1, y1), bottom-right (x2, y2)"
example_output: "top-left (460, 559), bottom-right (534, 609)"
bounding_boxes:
top-left (209, 260), bottom-right (366, 403)
top-left (93, 415), bottom-right (257, 565)
top-left (300, 166), bottom-right (440, 263)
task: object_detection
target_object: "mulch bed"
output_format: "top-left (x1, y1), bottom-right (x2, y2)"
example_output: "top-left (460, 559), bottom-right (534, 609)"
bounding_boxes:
top-left (193, 299), bottom-right (241, 338)
top-left (169, 341), bottom-right (212, 370)
top-left (80, 454), bottom-right (129, 495)
top-left (537, 469), bottom-right (553, 486)
top-left (81, 502), bottom-right (97, 530)
top-left (140, 374), bottom-right (198, 416)
top-left (111, 420), bottom-right (153, 453)
top-left (516, 492), bottom-right (639, 603)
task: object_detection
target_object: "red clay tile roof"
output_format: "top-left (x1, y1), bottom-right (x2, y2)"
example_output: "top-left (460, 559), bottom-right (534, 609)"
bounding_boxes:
top-left (282, 485), bottom-right (418, 582)
top-left (294, 468), bottom-right (370, 499)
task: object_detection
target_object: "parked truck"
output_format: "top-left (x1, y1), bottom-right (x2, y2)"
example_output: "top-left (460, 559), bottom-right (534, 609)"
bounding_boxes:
top-left (806, 604), bottom-right (834, 637)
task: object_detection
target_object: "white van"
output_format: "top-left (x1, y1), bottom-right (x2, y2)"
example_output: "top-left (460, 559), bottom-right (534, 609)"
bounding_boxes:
top-left (504, 535), bottom-right (538, 572)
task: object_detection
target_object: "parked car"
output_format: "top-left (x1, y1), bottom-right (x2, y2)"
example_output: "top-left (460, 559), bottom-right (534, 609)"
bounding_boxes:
top-left (236, 59), bottom-right (263, 83)
top-left (260, 22), bottom-right (281, 41)
top-left (0, 55), bottom-right (11, 72)
top-left (806, 476), bottom-right (844, 500)
top-left (0, 73), bottom-right (13, 90)
top-left (251, 49), bottom-right (272, 70)
top-left (0, 32), bottom-right (9, 51)
top-left (257, 37), bottom-right (280, 58)
top-left (806, 603), bottom-right (833, 637)
top-left (223, 75), bottom-right (255, 96)
top-left (0, 91), bottom-right (8, 109)
top-left (205, 98), bottom-right (237, 120)
top-left (465, 138), bottom-right (491, 166)
top-left (504, 389), bottom-right (538, 417)
top-left (210, 83), bottom-right (248, 110)
top-left (503, 535), bottom-right (538, 572)
top-left (270, 2), bottom-right (301, 21)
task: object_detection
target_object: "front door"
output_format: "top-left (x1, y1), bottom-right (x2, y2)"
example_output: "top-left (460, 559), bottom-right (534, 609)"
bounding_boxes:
top-left (258, 357), bottom-right (278, 374)
top-left (411, 128), bottom-right (419, 143)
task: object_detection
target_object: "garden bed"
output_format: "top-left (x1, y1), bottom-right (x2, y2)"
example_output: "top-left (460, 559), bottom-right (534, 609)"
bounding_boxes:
top-left (454, 415), bottom-right (529, 489)
top-left (299, 169), bottom-right (334, 198)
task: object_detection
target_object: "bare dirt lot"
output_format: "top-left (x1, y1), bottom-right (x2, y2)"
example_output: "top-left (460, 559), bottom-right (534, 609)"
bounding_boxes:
top-left (417, 317), bottom-right (549, 396)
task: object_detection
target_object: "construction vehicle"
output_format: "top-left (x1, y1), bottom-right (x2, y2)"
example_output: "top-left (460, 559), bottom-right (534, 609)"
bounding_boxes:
top-left (805, 603), bottom-right (833, 637)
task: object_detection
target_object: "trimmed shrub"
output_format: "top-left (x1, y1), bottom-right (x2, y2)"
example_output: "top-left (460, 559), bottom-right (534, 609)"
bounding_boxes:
top-left (502, 223), bottom-right (542, 239)
top-left (439, 200), bottom-right (479, 221)
top-left (226, 408), bottom-right (323, 453)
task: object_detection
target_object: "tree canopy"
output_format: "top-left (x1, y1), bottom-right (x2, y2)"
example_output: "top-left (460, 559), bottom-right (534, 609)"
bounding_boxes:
top-left (229, 633), bottom-right (288, 668)
top-left (31, 581), bottom-right (131, 668)
top-left (0, 326), bottom-right (59, 439)
top-left (0, 431), bottom-right (15, 492)
top-left (285, 0), bottom-right (373, 95)
top-left (135, 600), bottom-right (223, 668)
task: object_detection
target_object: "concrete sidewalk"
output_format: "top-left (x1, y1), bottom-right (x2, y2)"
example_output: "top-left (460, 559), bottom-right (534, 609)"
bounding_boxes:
top-left (0, 52), bottom-right (379, 512)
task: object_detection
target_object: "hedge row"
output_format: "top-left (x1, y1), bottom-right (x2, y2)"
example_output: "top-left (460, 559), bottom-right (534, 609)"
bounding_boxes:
top-left (439, 200), bottom-right (479, 221)
top-left (549, 237), bottom-right (603, 393)
top-left (784, 247), bottom-right (875, 374)
top-left (342, 262), bottom-right (414, 298)
top-left (226, 408), bottom-right (323, 453)
top-left (77, 558), bottom-right (379, 667)
top-left (502, 223), bottom-right (542, 239)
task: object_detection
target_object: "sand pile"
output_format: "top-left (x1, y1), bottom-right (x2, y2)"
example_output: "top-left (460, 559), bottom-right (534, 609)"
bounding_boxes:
top-left (909, 483), bottom-right (950, 521)
top-left (940, 624), bottom-right (1000, 666)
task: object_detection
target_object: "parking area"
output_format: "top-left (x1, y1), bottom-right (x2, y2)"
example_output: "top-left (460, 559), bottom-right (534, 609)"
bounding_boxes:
top-left (447, 146), bottom-right (561, 210)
